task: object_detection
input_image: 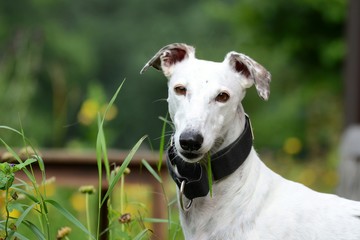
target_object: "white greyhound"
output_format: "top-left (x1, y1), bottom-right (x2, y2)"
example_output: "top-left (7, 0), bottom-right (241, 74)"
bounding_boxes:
top-left (141, 43), bottom-right (360, 240)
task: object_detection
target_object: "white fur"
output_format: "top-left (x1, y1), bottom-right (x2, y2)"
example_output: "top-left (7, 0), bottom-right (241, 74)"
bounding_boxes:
top-left (141, 43), bottom-right (360, 240)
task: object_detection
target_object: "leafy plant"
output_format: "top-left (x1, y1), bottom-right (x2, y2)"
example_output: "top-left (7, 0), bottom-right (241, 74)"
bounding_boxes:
top-left (0, 127), bottom-right (91, 240)
top-left (0, 80), bottom-right (183, 239)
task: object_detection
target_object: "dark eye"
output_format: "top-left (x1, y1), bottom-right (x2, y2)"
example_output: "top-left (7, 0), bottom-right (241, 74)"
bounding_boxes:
top-left (174, 85), bottom-right (187, 96)
top-left (215, 92), bottom-right (230, 103)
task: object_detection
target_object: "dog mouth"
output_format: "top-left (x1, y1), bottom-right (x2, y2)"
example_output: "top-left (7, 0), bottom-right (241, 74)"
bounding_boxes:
top-left (179, 151), bottom-right (203, 162)
top-left (174, 137), bottom-right (224, 163)
top-left (173, 131), bottom-right (226, 163)
top-left (177, 136), bottom-right (224, 163)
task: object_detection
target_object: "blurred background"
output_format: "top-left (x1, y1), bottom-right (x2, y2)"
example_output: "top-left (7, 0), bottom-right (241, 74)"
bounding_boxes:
top-left (0, 0), bottom-right (347, 189)
top-left (1, 0), bottom-right (359, 238)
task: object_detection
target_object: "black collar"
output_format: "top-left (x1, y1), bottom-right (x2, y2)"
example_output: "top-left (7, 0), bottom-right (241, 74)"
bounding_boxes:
top-left (166, 115), bottom-right (254, 201)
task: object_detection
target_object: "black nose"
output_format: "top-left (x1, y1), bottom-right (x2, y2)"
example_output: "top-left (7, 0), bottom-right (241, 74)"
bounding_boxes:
top-left (179, 132), bottom-right (204, 151)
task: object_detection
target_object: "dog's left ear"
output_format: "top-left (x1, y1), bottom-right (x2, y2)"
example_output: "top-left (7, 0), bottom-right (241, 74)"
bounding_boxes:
top-left (225, 52), bottom-right (271, 101)
top-left (140, 43), bottom-right (195, 78)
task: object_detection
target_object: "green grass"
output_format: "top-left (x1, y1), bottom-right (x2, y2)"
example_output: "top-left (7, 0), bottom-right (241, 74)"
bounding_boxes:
top-left (0, 126), bottom-right (92, 240)
top-left (0, 80), bottom-right (184, 240)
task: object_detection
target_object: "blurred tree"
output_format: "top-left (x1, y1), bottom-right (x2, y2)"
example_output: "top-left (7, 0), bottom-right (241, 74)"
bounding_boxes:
top-left (202, 0), bottom-right (345, 158)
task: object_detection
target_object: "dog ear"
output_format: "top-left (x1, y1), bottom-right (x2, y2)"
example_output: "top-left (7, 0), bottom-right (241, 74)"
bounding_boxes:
top-left (140, 43), bottom-right (195, 78)
top-left (225, 52), bottom-right (271, 101)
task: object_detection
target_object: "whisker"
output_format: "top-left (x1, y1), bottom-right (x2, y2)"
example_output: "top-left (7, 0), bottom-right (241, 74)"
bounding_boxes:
top-left (152, 98), bottom-right (168, 104)
top-left (153, 134), bottom-right (173, 141)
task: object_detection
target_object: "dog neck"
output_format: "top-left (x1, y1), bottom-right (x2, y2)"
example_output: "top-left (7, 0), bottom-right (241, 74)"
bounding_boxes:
top-left (216, 105), bottom-right (247, 153)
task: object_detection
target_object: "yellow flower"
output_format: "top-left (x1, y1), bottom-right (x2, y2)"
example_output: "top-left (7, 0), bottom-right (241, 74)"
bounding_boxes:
top-left (70, 192), bottom-right (86, 212)
top-left (283, 137), bottom-right (302, 155)
top-left (9, 209), bottom-right (21, 218)
top-left (0, 194), bottom-right (5, 217)
top-left (78, 99), bottom-right (100, 125)
top-left (1, 206), bottom-right (21, 219)
top-left (0, 192), bottom-right (22, 218)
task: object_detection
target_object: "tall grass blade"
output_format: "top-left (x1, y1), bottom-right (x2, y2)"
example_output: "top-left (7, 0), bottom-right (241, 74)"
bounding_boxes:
top-left (95, 115), bottom-right (104, 239)
top-left (101, 135), bottom-right (147, 206)
top-left (168, 198), bottom-right (177, 207)
top-left (0, 126), bottom-right (23, 135)
top-left (102, 79), bottom-right (125, 125)
top-left (45, 199), bottom-right (94, 239)
top-left (95, 80), bottom-right (125, 239)
top-left (7, 203), bottom-right (36, 239)
top-left (142, 218), bottom-right (172, 224)
top-left (22, 220), bottom-right (46, 240)
top-left (0, 138), bottom-right (24, 163)
top-left (15, 203), bottom-right (36, 227)
top-left (141, 159), bottom-right (162, 183)
top-left (97, 114), bottom-right (109, 181)
top-left (157, 113), bottom-right (168, 172)
top-left (158, 116), bottom-right (174, 129)
top-left (33, 154), bottom-right (45, 173)
top-left (99, 79), bottom-right (126, 180)
top-left (97, 115), bottom-right (110, 180)
top-left (133, 228), bottom-right (150, 240)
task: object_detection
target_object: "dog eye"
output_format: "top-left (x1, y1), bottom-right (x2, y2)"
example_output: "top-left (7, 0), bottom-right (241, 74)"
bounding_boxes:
top-left (174, 85), bottom-right (187, 96)
top-left (215, 92), bottom-right (230, 103)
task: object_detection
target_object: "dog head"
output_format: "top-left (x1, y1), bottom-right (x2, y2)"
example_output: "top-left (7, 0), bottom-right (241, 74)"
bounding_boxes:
top-left (141, 43), bottom-right (271, 163)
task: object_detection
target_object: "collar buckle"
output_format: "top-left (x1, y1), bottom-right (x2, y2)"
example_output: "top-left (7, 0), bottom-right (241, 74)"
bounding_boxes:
top-left (179, 180), bottom-right (193, 211)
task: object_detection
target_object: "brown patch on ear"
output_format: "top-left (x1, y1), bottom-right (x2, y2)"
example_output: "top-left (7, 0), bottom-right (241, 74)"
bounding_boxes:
top-left (234, 61), bottom-right (251, 78)
top-left (162, 48), bottom-right (187, 68)
top-left (140, 43), bottom-right (195, 76)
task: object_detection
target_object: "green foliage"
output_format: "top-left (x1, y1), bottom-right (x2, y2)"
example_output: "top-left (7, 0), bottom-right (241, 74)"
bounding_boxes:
top-left (0, 127), bottom-right (93, 239)
top-left (0, 0), bottom-right (346, 161)
top-left (0, 84), bottom-right (183, 239)
top-left (201, 0), bottom-right (345, 162)
top-left (0, 159), bottom-right (36, 191)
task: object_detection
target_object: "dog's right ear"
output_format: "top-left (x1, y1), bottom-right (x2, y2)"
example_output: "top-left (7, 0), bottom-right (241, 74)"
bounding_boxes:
top-left (140, 43), bottom-right (195, 78)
